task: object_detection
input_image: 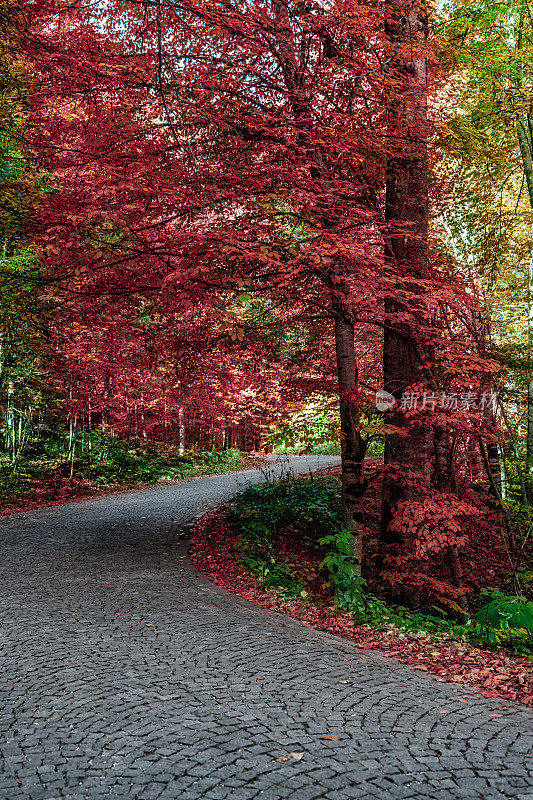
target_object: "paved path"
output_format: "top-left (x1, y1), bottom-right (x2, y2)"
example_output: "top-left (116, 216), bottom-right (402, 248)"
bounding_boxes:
top-left (0, 456), bottom-right (532, 800)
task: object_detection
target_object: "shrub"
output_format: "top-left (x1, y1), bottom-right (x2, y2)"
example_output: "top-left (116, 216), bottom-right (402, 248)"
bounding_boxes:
top-left (475, 590), bottom-right (533, 641)
top-left (229, 475), bottom-right (344, 596)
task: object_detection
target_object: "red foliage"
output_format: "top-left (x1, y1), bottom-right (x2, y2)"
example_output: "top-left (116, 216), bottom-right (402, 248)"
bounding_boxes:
top-left (13, 0), bottom-right (508, 606)
top-left (390, 494), bottom-right (476, 558)
top-left (23, 0), bottom-right (490, 434)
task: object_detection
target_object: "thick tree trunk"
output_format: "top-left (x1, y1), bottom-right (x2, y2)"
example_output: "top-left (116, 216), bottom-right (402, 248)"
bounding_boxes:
top-left (334, 308), bottom-right (367, 574)
top-left (433, 426), bottom-right (468, 612)
top-left (447, 545), bottom-right (468, 613)
top-left (433, 426), bottom-right (456, 493)
top-left (486, 436), bottom-right (503, 498)
top-left (379, 1), bottom-right (432, 592)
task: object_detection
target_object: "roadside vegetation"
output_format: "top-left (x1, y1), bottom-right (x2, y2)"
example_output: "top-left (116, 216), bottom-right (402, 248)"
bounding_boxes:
top-left (227, 475), bottom-right (533, 659)
top-left (0, 431), bottom-right (247, 513)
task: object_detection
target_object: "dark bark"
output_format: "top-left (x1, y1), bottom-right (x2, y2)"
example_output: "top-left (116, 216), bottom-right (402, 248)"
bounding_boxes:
top-left (446, 545), bottom-right (468, 613)
top-left (269, 0), bottom-right (370, 564)
top-left (334, 306), bottom-right (367, 573)
top-left (471, 309), bottom-right (503, 498)
top-left (433, 426), bottom-right (457, 493)
top-left (433, 427), bottom-right (468, 612)
top-left (380, 1), bottom-right (432, 558)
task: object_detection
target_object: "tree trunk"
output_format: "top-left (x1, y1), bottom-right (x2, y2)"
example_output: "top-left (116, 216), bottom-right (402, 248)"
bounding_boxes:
top-left (498, 397), bottom-right (527, 503)
top-left (68, 414), bottom-right (77, 480)
top-left (379, 1), bottom-right (432, 593)
top-left (103, 373), bottom-right (111, 433)
top-left (178, 406), bottom-right (186, 454)
top-left (526, 377), bottom-right (533, 500)
top-left (433, 425), bottom-right (468, 612)
top-left (513, 3), bottom-right (533, 501)
top-left (471, 308), bottom-right (503, 497)
top-left (140, 392), bottom-right (148, 440)
top-left (447, 545), bottom-right (468, 613)
top-left (523, 193), bottom-right (533, 502)
top-left (334, 307), bottom-right (367, 574)
top-left (6, 376), bottom-right (15, 463)
top-left (269, 0), bottom-right (369, 566)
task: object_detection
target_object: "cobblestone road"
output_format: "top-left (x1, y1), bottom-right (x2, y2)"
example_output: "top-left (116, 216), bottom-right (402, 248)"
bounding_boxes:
top-left (0, 456), bottom-right (532, 800)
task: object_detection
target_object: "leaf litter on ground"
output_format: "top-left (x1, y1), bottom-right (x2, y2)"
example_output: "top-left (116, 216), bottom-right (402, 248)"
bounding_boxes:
top-left (189, 508), bottom-right (533, 708)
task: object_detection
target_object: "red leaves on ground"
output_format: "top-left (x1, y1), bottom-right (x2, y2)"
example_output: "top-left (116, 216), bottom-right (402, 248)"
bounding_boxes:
top-left (189, 508), bottom-right (533, 707)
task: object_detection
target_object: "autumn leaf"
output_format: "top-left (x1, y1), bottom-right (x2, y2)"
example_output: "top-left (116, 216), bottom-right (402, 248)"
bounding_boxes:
top-left (276, 752), bottom-right (304, 762)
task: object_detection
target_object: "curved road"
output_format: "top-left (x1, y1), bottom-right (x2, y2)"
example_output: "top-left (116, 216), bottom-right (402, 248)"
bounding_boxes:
top-left (0, 456), bottom-right (532, 800)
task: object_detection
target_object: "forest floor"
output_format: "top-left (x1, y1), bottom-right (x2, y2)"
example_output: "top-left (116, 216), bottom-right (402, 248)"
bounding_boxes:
top-left (1, 456), bottom-right (532, 800)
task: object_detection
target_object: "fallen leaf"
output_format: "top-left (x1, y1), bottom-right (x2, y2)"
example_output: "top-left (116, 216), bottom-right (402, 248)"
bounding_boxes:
top-left (276, 752), bottom-right (304, 762)
top-left (318, 735), bottom-right (341, 740)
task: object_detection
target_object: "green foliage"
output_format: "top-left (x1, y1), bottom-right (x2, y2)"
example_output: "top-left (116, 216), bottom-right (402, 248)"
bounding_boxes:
top-left (230, 476), bottom-right (390, 613)
top-left (0, 130), bottom-right (24, 182)
top-left (233, 533), bottom-right (305, 596)
top-left (0, 22), bottom-right (56, 467)
top-left (342, 593), bottom-right (533, 656)
top-left (230, 474), bottom-right (345, 534)
top-left (318, 529), bottom-right (367, 610)
top-left (267, 403), bottom-right (385, 457)
top-left (439, 0), bottom-right (533, 512)
top-left (475, 590), bottom-right (533, 635)
top-left (317, 528), bottom-right (396, 622)
top-left (229, 475), bottom-right (344, 596)
top-left (17, 428), bottom-right (243, 478)
top-left (0, 432), bottom-right (245, 508)
top-left (266, 402), bottom-right (340, 455)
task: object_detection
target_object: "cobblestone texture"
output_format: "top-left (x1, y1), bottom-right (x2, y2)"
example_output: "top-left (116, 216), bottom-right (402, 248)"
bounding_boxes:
top-left (0, 455), bottom-right (532, 800)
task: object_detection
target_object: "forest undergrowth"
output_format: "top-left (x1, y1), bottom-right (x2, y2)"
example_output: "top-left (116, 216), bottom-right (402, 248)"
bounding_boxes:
top-left (0, 433), bottom-right (250, 514)
top-left (190, 470), bottom-right (533, 706)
